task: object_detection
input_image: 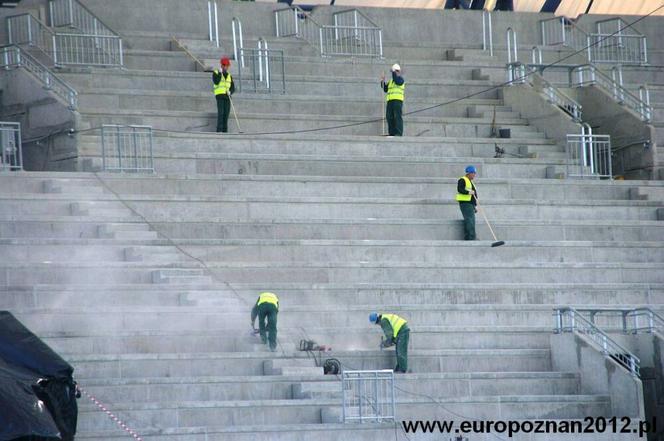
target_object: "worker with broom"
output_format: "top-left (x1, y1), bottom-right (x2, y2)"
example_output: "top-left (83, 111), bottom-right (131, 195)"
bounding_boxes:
top-left (457, 165), bottom-right (478, 241)
top-left (380, 63), bottom-right (405, 136)
top-left (370, 312), bottom-right (410, 373)
top-left (212, 57), bottom-right (235, 133)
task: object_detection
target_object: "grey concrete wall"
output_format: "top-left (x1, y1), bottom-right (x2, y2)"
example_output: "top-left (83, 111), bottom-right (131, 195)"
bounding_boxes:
top-left (574, 86), bottom-right (657, 180)
top-left (551, 333), bottom-right (645, 418)
top-left (619, 334), bottom-right (664, 441)
top-left (0, 68), bottom-right (79, 171)
top-left (502, 81), bottom-right (581, 146)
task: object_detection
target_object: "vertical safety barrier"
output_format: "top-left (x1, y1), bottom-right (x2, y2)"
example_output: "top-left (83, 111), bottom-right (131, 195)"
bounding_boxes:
top-left (566, 127), bottom-right (612, 179)
top-left (0, 122), bottom-right (23, 171)
top-left (342, 370), bottom-right (395, 423)
top-left (101, 125), bottom-right (154, 173)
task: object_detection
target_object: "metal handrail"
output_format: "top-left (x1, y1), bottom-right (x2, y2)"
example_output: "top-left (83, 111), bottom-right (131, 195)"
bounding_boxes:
top-left (6, 13), bottom-right (56, 61)
top-left (595, 17), bottom-right (644, 37)
top-left (567, 307), bottom-right (664, 335)
top-left (0, 44), bottom-right (78, 109)
top-left (208, 0), bottom-right (219, 48)
top-left (506, 61), bottom-right (581, 121)
top-left (49, 0), bottom-right (119, 37)
top-left (333, 8), bottom-right (380, 29)
top-left (232, 17), bottom-right (245, 68)
top-left (531, 46), bottom-right (542, 64)
top-left (257, 37), bottom-right (270, 88)
top-left (540, 16), bottom-right (590, 53)
top-left (482, 10), bottom-right (493, 57)
top-left (570, 64), bottom-right (652, 122)
top-left (506, 27), bottom-right (517, 64)
top-left (554, 306), bottom-right (640, 377)
top-left (275, 5), bottom-right (324, 54)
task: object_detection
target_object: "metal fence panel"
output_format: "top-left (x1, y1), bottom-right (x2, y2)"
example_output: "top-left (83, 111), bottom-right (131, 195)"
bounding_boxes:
top-left (342, 370), bottom-right (395, 423)
top-left (588, 34), bottom-right (647, 65)
top-left (49, 0), bottom-right (117, 37)
top-left (321, 25), bottom-right (383, 58)
top-left (566, 134), bottom-right (612, 179)
top-left (236, 48), bottom-right (285, 94)
top-left (0, 122), bottom-right (22, 171)
top-left (54, 33), bottom-right (122, 66)
top-left (101, 125), bottom-right (154, 173)
top-left (6, 13), bottom-right (56, 59)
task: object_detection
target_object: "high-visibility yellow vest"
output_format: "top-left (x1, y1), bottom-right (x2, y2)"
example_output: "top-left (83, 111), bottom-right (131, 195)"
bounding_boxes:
top-left (213, 70), bottom-right (232, 95)
top-left (386, 79), bottom-right (405, 102)
top-left (382, 313), bottom-right (407, 338)
top-left (257, 292), bottom-right (279, 308)
top-left (456, 176), bottom-right (474, 202)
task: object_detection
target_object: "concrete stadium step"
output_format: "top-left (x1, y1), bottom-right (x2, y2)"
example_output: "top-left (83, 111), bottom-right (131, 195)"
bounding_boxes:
top-left (41, 327), bottom-right (553, 355)
top-left (83, 174), bottom-right (648, 202)
top-left (62, 69), bottom-right (503, 100)
top-left (110, 197), bottom-right (662, 222)
top-left (168, 240), bottom-right (664, 264)
top-left (76, 393), bottom-right (609, 432)
top-left (0, 262), bottom-right (212, 285)
top-left (78, 89), bottom-right (511, 119)
top-left (13, 304), bottom-right (658, 333)
top-left (0, 220), bottom-right (155, 239)
top-left (97, 224), bottom-right (159, 240)
top-left (152, 269), bottom-right (213, 284)
top-left (3, 282), bottom-right (660, 309)
top-left (75, 393), bottom-right (610, 432)
top-left (76, 132), bottom-right (560, 159)
top-left (74, 422), bottom-right (643, 441)
top-left (150, 217), bottom-right (664, 242)
top-left (67, 349), bottom-right (552, 380)
top-left (76, 107), bottom-right (539, 138)
top-left (200, 261), bottom-right (664, 284)
top-left (41, 179), bottom-right (106, 195)
top-left (76, 371), bottom-right (579, 404)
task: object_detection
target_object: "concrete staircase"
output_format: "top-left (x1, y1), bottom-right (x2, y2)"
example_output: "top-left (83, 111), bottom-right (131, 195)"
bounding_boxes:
top-left (2, 0), bottom-right (664, 440)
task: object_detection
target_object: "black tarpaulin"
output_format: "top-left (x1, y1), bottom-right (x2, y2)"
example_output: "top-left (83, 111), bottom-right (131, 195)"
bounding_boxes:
top-left (0, 311), bottom-right (78, 441)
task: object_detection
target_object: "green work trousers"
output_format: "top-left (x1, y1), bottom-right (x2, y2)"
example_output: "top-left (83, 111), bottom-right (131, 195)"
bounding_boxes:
top-left (257, 302), bottom-right (278, 350)
top-left (216, 95), bottom-right (230, 133)
top-left (386, 100), bottom-right (403, 136)
top-left (395, 326), bottom-right (410, 373)
top-left (459, 202), bottom-right (476, 240)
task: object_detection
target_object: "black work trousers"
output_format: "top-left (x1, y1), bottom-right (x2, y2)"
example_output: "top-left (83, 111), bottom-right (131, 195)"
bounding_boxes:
top-left (386, 100), bottom-right (403, 136)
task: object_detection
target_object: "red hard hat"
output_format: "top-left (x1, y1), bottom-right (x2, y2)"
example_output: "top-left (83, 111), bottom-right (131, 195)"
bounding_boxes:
top-left (220, 57), bottom-right (230, 66)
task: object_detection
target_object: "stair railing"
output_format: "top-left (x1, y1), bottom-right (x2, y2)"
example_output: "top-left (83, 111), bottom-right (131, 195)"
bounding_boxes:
top-left (554, 307), bottom-right (640, 377)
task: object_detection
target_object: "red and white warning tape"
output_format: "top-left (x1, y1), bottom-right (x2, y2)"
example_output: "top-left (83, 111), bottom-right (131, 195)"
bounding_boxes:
top-left (78, 385), bottom-right (144, 440)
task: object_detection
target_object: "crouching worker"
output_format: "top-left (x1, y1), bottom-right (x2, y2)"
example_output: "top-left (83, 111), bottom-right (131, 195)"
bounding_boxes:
top-left (370, 312), bottom-right (410, 373)
top-left (251, 292), bottom-right (279, 352)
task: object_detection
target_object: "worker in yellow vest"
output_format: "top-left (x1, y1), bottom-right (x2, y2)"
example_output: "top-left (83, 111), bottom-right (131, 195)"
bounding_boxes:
top-left (212, 57), bottom-right (235, 133)
top-left (456, 165), bottom-right (478, 240)
top-left (251, 292), bottom-right (279, 352)
top-left (380, 63), bottom-right (405, 136)
top-left (370, 312), bottom-right (410, 373)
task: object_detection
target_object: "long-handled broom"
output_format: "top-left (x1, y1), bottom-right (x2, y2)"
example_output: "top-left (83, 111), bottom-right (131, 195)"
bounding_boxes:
top-left (475, 196), bottom-right (505, 247)
top-left (229, 94), bottom-right (243, 134)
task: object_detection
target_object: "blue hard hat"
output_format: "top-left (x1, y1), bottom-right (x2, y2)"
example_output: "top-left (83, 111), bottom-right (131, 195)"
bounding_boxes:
top-left (465, 165), bottom-right (477, 174)
top-left (369, 312), bottom-right (379, 323)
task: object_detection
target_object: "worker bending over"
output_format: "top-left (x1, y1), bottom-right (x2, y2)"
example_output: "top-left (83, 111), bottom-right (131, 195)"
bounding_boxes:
top-left (251, 292), bottom-right (279, 352)
top-left (370, 312), bottom-right (410, 373)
